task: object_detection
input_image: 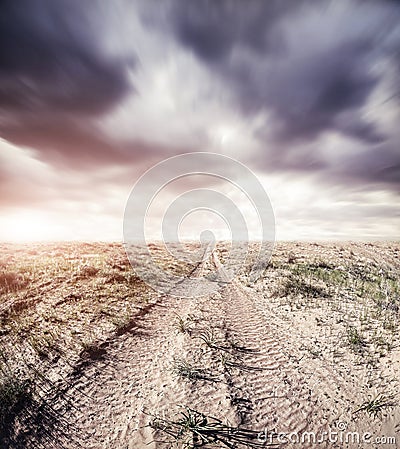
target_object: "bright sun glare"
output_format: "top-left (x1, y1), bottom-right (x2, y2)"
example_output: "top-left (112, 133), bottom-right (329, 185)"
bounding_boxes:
top-left (0, 211), bottom-right (59, 242)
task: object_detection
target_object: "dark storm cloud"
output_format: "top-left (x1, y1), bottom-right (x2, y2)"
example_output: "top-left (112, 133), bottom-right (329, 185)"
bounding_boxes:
top-left (152, 0), bottom-right (400, 188)
top-left (0, 0), bottom-right (134, 115)
top-left (0, 0), bottom-right (137, 166)
top-left (0, 115), bottom-right (195, 172)
top-left (1, 0), bottom-right (399, 195)
top-left (247, 40), bottom-right (382, 143)
top-left (338, 144), bottom-right (400, 186)
top-left (166, 0), bottom-right (396, 144)
top-left (249, 136), bottom-right (400, 189)
top-left (168, 0), bottom-right (304, 62)
top-left (0, 118), bottom-right (129, 167)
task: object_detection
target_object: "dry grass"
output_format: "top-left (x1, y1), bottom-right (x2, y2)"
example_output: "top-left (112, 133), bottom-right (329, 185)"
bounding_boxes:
top-left (0, 242), bottom-right (156, 446)
top-left (149, 406), bottom-right (279, 448)
top-left (255, 241), bottom-right (400, 368)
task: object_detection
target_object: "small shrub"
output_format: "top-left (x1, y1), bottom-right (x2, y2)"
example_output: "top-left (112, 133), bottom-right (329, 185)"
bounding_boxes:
top-left (171, 358), bottom-right (213, 381)
top-left (346, 326), bottom-right (367, 353)
top-left (355, 394), bottom-right (395, 418)
top-left (173, 314), bottom-right (193, 334)
top-left (78, 265), bottom-right (99, 278)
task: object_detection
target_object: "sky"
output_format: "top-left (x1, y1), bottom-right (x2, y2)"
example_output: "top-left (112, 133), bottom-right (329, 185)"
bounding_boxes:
top-left (0, 0), bottom-right (399, 242)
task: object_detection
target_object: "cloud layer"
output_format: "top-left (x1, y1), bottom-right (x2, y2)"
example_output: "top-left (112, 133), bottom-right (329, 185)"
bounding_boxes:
top-left (0, 0), bottom-right (399, 240)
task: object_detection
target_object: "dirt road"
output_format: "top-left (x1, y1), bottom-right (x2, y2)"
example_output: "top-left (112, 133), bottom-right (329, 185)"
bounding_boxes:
top-left (61, 247), bottom-right (399, 449)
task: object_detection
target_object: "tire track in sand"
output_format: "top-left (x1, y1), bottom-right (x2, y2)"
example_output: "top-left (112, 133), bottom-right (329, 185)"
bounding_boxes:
top-left (63, 247), bottom-right (346, 448)
top-left (64, 247), bottom-right (236, 449)
top-left (207, 251), bottom-right (333, 448)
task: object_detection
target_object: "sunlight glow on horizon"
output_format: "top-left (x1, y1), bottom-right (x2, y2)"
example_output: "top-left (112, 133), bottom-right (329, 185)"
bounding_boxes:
top-left (0, 211), bottom-right (66, 242)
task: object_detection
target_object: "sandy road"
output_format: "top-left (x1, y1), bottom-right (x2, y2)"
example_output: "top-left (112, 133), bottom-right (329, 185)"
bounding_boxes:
top-left (60, 248), bottom-right (394, 449)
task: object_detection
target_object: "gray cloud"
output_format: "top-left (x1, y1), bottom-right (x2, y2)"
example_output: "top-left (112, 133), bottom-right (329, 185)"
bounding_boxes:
top-left (146, 0), bottom-right (400, 189)
top-left (0, 0), bottom-right (399, 240)
top-left (0, 115), bottom-right (197, 172)
top-left (168, 0), bottom-right (304, 62)
top-left (0, 0), bottom-right (134, 116)
top-left (1, 117), bottom-right (134, 168)
top-left (0, 0), bottom-right (137, 167)
top-left (338, 143), bottom-right (400, 186)
top-left (248, 137), bottom-right (400, 189)
top-left (165, 0), bottom-right (398, 144)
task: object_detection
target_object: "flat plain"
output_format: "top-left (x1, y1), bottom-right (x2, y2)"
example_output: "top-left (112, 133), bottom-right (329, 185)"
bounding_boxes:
top-left (0, 241), bottom-right (399, 448)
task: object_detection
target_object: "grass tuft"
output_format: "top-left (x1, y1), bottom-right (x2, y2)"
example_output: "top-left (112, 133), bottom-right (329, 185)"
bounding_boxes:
top-left (148, 406), bottom-right (280, 448)
top-left (171, 358), bottom-right (217, 382)
top-left (174, 314), bottom-right (194, 335)
top-left (0, 271), bottom-right (28, 293)
top-left (346, 326), bottom-right (367, 353)
top-left (355, 394), bottom-right (395, 418)
top-left (197, 328), bottom-right (218, 349)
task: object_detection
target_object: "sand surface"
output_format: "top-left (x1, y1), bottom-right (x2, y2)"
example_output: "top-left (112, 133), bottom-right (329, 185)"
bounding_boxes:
top-left (64, 244), bottom-right (399, 448)
top-left (1, 242), bottom-right (399, 448)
